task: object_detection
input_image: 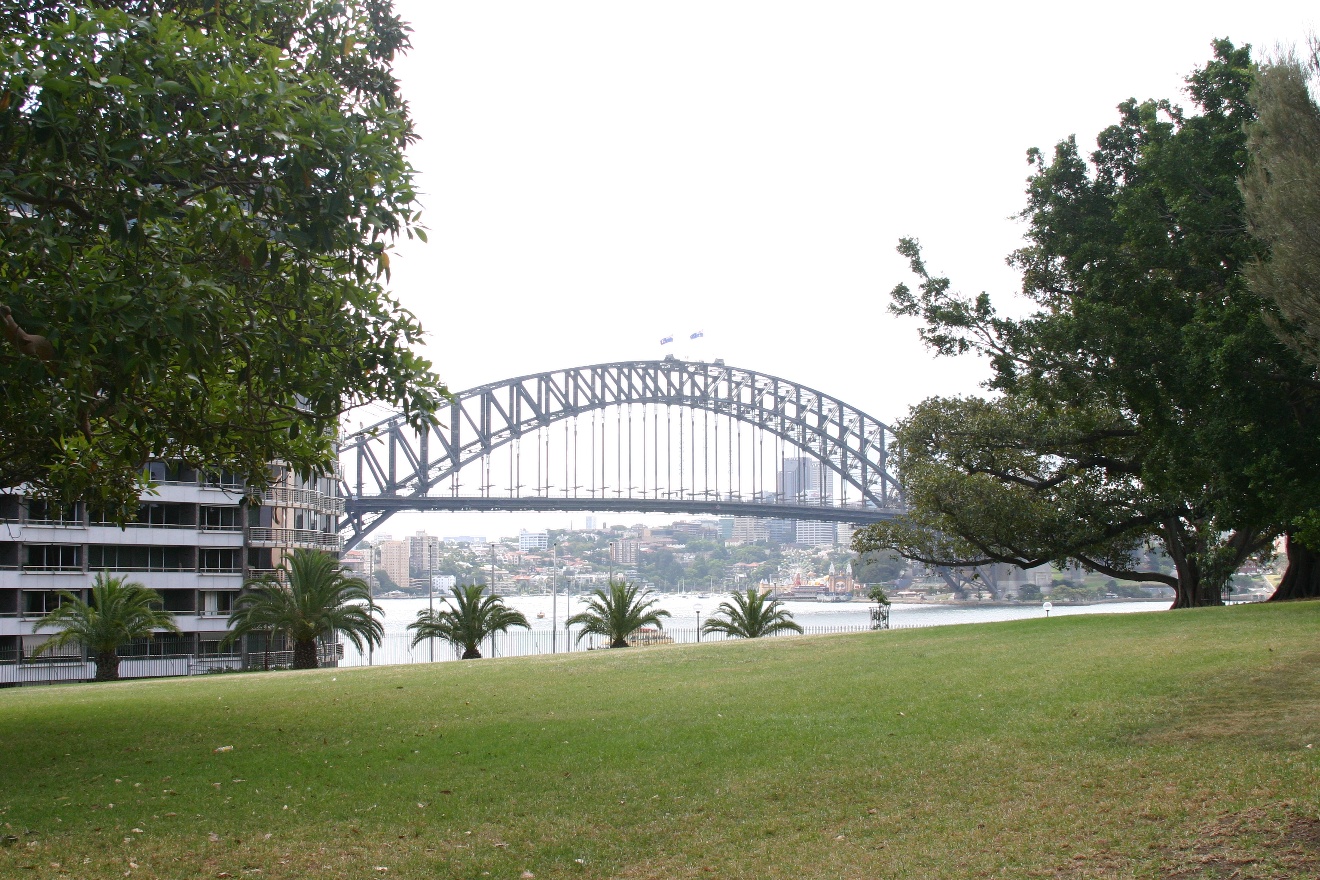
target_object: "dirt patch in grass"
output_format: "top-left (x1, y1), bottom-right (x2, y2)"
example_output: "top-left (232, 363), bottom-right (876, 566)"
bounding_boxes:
top-left (1136, 648), bottom-right (1320, 751)
top-left (1051, 804), bottom-right (1320, 879)
top-left (1160, 804), bottom-right (1320, 879)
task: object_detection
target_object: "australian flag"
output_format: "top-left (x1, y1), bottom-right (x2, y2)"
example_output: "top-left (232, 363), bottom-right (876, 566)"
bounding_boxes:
top-left (690, 330), bottom-right (704, 340)
top-left (660, 335), bottom-right (674, 345)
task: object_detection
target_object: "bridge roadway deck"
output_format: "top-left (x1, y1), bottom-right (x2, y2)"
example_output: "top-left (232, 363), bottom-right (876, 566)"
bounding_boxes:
top-left (346, 496), bottom-right (902, 525)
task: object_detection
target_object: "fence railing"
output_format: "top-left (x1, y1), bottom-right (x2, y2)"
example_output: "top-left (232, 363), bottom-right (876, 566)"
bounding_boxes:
top-left (338, 624), bottom-right (908, 667)
top-left (1, 625), bottom-right (909, 686)
top-left (0, 653), bottom-right (244, 686)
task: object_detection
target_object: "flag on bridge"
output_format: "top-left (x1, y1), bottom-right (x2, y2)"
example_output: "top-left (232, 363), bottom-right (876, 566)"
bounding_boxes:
top-left (690, 330), bottom-right (704, 340)
top-left (660, 335), bottom-right (674, 345)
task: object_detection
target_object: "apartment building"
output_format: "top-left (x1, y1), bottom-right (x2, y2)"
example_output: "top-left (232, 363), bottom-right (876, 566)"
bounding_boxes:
top-left (0, 462), bottom-right (342, 685)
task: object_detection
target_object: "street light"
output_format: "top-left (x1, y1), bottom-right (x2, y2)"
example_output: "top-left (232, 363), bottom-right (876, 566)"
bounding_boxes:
top-left (489, 543), bottom-right (497, 657)
top-left (551, 541), bottom-right (558, 654)
top-left (427, 557), bottom-right (435, 663)
top-left (1043, 600), bottom-right (1053, 618)
top-left (694, 604), bottom-right (702, 643)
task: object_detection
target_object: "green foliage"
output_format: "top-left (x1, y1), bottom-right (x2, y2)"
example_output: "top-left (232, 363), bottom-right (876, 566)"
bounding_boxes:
top-left (1016, 583), bottom-right (1043, 601)
top-left (226, 549), bottom-right (382, 669)
top-left (866, 584), bottom-right (891, 605)
top-left (700, 588), bottom-right (803, 639)
top-left (853, 550), bottom-right (904, 585)
top-left (565, 578), bottom-right (671, 648)
top-left (406, 584), bottom-right (530, 660)
top-left (0, 1), bottom-right (447, 515)
top-left (31, 572), bottom-right (180, 681)
top-left (1242, 41), bottom-right (1320, 369)
top-left (858, 40), bottom-right (1320, 608)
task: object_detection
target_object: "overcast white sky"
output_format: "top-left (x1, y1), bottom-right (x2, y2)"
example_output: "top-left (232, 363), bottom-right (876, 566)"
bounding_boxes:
top-left (367, 1), bottom-right (1314, 541)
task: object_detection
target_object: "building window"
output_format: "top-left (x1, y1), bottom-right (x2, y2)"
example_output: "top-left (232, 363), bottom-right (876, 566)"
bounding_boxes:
top-left (199, 548), bottom-right (242, 573)
top-left (26, 500), bottom-right (83, 526)
top-left (201, 506), bottom-right (241, 530)
top-left (200, 590), bottom-right (237, 615)
top-left (136, 502), bottom-right (194, 527)
top-left (21, 590), bottom-right (77, 615)
top-left (23, 544), bottom-right (81, 571)
top-left (87, 545), bottom-right (192, 571)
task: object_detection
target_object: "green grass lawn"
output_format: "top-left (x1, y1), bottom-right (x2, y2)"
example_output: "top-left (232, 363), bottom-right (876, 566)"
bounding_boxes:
top-left (1, 602), bottom-right (1317, 879)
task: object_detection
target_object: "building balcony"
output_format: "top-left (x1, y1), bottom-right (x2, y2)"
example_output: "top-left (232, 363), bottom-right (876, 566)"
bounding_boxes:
top-left (247, 528), bottom-right (341, 551)
top-left (258, 487), bottom-right (344, 515)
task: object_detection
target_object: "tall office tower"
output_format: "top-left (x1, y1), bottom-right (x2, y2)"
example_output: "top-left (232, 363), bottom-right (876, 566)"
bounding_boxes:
top-left (776, 456), bottom-right (833, 504)
top-left (795, 520), bottom-right (838, 547)
top-left (375, 539), bottom-right (410, 591)
top-left (407, 531), bottom-right (441, 578)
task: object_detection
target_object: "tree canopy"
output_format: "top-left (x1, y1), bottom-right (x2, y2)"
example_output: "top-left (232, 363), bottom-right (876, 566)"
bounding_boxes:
top-left (853, 40), bottom-right (1320, 607)
top-left (0, 1), bottom-right (446, 514)
top-left (225, 548), bottom-right (382, 669)
top-left (1240, 40), bottom-right (1320, 598)
top-left (407, 583), bottom-right (530, 660)
top-left (32, 573), bottom-right (180, 681)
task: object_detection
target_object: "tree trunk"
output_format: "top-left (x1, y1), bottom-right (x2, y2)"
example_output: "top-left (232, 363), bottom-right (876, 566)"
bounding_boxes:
top-left (610, 638), bottom-right (630, 648)
top-left (94, 651), bottom-right (119, 682)
top-left (1269, 533), bottom-right (1320, 601)
top-left (292, 638), bottom-right (319, 669)
top-left (1165, 526), bottom-right (1226, 609)
top-left (460, 646), bottom-right (482, 659)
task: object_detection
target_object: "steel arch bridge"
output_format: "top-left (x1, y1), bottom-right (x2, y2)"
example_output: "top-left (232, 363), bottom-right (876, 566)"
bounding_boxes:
top-left (338, 359), bottom-right (902, 549)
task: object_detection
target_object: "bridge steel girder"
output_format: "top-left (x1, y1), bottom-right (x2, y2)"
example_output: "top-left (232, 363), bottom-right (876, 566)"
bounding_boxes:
top-left (338, 360), bottom-right (901, 549)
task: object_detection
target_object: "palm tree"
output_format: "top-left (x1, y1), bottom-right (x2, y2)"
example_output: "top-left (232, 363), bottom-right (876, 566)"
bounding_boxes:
top-left (407, 583), bottom-right (530, 659)
top-left (566, 578), bottom-right (670, 648)
top-left (31, 573), bottom-right (181, 681)
top-left (224, 549), bottom-right (382, 669)
top-left (701, 588), bottom-right (803, 639)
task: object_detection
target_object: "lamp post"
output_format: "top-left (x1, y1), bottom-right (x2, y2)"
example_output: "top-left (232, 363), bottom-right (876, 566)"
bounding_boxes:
top-left (427, 558), bottom-right (435, 663)
top-left (489, 543), bottom-right (497, 657)
top-left (1043, 600), bottom-right (1053, 618)
top-left (694, 604), bottom-right (702, 643)
top-left (551, 541), bottom-right (558, 654)
top-left (608, 541), bottom-right (616, 584)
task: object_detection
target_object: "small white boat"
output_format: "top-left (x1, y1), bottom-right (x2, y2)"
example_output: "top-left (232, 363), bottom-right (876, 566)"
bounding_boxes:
top-left (536, 611), bottom-right (546, 619)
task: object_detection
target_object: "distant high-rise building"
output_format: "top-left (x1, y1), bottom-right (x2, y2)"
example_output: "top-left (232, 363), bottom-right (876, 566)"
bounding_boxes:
top-left (376, 539), bottom-right (409, 590)
top-left (777, 456), bottom-right (833, 504)
top-left (767, 518), bottom-right (796, 545)
top-left (795, 520), bottom-right (837, 547)
top-left (731, 517), bottom-right (769, 543)
top-left (584, 516), bottom-right (596, 531)
top-left (518, 529), bottom-right (549, 551)
top-left (407, 531), bottom-right (440, 577)
top-left (609, 539), bottom-right (639, 565)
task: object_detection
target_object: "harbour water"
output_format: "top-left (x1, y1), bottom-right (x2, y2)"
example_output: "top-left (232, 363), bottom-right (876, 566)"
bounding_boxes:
top-left (339, 594), bottom-right (1168, 667)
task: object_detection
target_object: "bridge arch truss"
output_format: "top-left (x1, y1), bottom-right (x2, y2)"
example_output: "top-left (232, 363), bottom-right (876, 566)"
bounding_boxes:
top-left (339, 360), bottom-right (901, 548)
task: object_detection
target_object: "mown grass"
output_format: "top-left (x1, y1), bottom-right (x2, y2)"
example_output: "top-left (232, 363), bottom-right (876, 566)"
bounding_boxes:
top-left (1, 602), bottom-right (1317, 879)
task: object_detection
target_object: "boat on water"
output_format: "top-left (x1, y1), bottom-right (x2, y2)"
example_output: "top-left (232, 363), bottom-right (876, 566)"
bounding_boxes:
top-left (536, 611), bottom-right (546, 619)
top-left (697, 592), bottom-right (712, 599)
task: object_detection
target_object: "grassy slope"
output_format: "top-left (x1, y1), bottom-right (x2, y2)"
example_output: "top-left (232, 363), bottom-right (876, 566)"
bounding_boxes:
top-left (0, 603), bottom-right (1317, 880)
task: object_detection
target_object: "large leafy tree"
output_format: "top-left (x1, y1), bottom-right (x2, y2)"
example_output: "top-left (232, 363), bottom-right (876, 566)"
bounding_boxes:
top-left (407, 583), bottom-right (530, 660)
top-left (854, 41), bottom-right (1320, 607)
top-left (31, 573), bottom-right (181, 681)
top-left (700, 588), bottom-right (802, 639)
top-left (225, 548), bottom-right (382, 669)
top-left (566, 579), bottom-right (670, 649)
top-left (0, 1), bottom-right (446, 515)
top-left (1241, 42), bottom-right (1320, 600)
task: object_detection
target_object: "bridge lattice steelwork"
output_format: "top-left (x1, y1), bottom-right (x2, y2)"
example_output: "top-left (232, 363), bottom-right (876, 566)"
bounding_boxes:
top-left (339, 360), bottom-right (902, 548)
